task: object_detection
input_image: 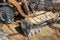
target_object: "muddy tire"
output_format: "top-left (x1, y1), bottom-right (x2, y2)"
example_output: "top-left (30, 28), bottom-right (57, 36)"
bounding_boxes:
top-left (0, 6), bottom-right (14, 24)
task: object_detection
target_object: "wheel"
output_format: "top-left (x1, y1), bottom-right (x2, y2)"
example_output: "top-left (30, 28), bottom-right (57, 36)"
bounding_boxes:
top-left (0, 6), bottom-right (14, 24)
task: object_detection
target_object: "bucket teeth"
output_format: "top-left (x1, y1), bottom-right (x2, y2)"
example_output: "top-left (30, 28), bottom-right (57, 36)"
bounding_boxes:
top-left (29, 33), bottom-right (34, 36)
top-left (29, 29), bottom-right (40, 36)
top-left (28, 27), bottom-right (44, 36)
top-left (29, 30), bottom-right (36, 36)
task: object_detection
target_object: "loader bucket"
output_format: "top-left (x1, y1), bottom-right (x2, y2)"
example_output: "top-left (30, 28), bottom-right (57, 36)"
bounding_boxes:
top-left (21, 20), bottom-right (48, 36)
top-left (21, 11), bottom-right (58, 36)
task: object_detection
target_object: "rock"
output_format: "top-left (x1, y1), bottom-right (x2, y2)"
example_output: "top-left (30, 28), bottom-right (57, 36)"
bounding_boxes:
top-left (0, 28), bottom-right (9, 40)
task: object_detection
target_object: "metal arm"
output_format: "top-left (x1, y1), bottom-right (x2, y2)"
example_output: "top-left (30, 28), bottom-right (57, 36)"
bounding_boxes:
top-left (8, 0), bottom-right (27, 17)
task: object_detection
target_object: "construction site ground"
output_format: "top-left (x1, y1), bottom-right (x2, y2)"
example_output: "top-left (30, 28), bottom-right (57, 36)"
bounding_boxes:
top-left (0, 17), bottom-right (60, 40)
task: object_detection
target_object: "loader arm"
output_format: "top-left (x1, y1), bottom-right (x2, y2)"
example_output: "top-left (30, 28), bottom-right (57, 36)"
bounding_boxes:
top-left (8, 0), bottom-right (27, 17)
top-left (21, 0), bottom-right (30, 14)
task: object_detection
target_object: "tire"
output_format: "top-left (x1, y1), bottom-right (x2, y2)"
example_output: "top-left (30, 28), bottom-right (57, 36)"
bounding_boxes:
top-left (0, 6), bottom-right (14, 24)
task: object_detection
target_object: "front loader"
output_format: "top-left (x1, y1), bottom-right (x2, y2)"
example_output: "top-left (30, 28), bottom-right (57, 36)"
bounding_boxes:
top-left (0, 0), bottom-right (33, 24)
top-left (0, 0), bottom-right (60, 36)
